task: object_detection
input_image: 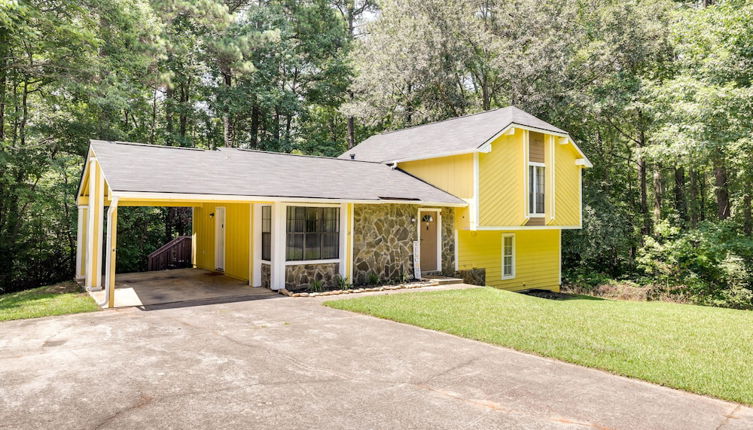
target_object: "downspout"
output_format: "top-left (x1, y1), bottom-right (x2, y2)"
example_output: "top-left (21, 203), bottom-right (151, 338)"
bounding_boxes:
top-left (99, 197), bottom-right (118, 307)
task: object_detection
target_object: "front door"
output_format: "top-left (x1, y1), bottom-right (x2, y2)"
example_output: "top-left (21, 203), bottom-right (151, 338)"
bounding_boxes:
top-left (215, 207), bottom-right (226, 271)
top-left (420, 211), bottom-right (438, 272)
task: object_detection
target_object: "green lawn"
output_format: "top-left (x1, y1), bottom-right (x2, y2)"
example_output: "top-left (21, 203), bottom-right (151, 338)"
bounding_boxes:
top-left (325, 288), bottom-right (753, 405)
top-left (0, 282), bottom-right (99, 322)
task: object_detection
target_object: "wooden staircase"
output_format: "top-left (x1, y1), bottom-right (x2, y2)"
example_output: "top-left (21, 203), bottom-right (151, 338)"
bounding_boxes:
top-left (147, 236), bottom-right (192, 272)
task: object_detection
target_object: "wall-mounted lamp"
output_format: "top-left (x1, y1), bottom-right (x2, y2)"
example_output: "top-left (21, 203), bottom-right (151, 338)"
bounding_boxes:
top-left (411, 217), bottom-right (416, 223)
top-left (209, 212), bottom-right (215, 217)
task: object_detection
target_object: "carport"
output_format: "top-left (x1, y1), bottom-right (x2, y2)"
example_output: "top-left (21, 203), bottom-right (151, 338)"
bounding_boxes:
top-left (87, 268), bottom-right (274, 308)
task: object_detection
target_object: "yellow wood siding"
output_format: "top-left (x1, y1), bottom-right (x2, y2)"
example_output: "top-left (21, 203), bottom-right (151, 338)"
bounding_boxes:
top-left (399, 153), bottom-right (474, 199)
top-left (478, 129), bottom-right (526, 226)
top-left (457, 229), bottom-right (560, 291)
top-left (554, 142), bottom-right (581, 226)
top-left (193, 203), bottom-right (251, 281)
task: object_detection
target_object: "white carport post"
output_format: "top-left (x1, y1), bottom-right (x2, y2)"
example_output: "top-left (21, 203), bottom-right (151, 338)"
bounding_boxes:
top-left (103, 198), bottom-right (119, 308)
top-left (270, 202), bottom-right (286, 290)
top-left (75, 205), bottom-right (87, 280)
top-left (85, 158), bottom-right (104, 290)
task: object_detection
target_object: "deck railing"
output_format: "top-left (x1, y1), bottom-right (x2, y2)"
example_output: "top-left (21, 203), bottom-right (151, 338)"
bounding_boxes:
top-left (147, 236), bottom-right (192, 272)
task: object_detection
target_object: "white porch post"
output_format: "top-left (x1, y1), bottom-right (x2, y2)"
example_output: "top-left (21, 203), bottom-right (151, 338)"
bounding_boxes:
top-left (85, 158), bottom-right (104, 290)
top-left (338, 202), bottom-right (347, 278)
top-left (104, 198), bottom-right (119, 308)
top-left (252, 204), bottom-right (262, 287)
top-left (270, 202), bottom-right (286, 290)
top-left (75, 205), bottom-right (87, 280)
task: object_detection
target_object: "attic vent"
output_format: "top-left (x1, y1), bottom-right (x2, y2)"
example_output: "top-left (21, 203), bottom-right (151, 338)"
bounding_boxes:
top-left (349, 153), bottom-right (356, 159)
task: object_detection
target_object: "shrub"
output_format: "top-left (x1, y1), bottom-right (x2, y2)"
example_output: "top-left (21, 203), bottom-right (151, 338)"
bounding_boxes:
top-left (366, 272), bottom-right (380, 286)
top-left (636, 220), bottom-right (753, 309)
top-left (309, 279), bottom-right (324, 293)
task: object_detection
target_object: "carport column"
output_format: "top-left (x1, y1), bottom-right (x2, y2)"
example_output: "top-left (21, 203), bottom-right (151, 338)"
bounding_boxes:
top-left (75, 205), bottom-right (88, 280)
top-left (270, 202), bottom-right (286, 290)
top-left (104, 198), bottom-right (119, 308)
top-left (85, 158), bottom-right (104, 290)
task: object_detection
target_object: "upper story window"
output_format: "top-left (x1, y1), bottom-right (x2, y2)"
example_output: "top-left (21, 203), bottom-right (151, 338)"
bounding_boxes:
top-left (528, 131), bottom-right (546, 217)
top-left (286, 206), bottom-right (339, 261)
top-left (529, 163), bottom-right (545, 216)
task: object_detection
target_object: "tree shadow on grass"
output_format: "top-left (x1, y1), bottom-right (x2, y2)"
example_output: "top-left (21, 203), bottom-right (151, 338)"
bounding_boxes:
top-left (519, 289), bottom-right (605, 301)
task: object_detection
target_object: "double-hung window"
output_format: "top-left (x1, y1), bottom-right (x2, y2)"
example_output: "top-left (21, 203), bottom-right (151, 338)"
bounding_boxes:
top-left (528, 163), bottom-right (545, 216)
top-left (286, 206), bottom-right (339, 261)
top-left (261, 206), bottom-right (271, 261)
top-left (502, 233), bottom-right (515, 279)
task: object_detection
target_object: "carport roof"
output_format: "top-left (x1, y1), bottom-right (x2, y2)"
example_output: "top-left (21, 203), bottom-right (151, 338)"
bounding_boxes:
top-left (89, 140), bottom-right (466, 205)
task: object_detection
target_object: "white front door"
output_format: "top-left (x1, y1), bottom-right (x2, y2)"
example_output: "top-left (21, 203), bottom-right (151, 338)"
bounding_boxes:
top-left (215, 207), bottom-right (226, 271)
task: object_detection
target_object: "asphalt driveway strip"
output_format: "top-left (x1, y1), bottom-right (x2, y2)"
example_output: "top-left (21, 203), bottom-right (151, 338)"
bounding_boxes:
top-left (1, 286), bottom-right (751, 430)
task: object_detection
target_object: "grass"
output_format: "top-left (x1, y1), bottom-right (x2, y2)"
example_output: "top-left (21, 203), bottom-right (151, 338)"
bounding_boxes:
top-left (0, 281), bottom-right (99, 322)
top-left (325, 287), bottom-right (753, 405)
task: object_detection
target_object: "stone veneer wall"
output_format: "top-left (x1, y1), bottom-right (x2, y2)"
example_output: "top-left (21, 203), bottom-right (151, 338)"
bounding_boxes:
top-left (352, 204), bottom-right (455, 284)
top-left (285, 263), bottom-right (339, 291)
top-left (261, 263), bottom-right (271, 288)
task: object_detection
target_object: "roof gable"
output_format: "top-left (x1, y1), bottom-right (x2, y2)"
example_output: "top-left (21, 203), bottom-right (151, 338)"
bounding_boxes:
top-left (340, 106), bottom-right (570, 163)
top-left (88, 140), bottom-right (465, 205)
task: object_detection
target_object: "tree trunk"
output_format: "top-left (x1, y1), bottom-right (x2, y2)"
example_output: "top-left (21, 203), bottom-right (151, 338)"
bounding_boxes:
top-left (179, 82), bottom-right (189, 141)
top-left (347, 115), bottom-right (355, 149)
top-left (713, 159), bottom-right (731, 220)
top-left (744, 191), bottom-right (752, 236)
top-left (653, 163), bottom-right (663, 226)
top-left (149, 88), bottom-right (157, 145)
top-left (638, 157), bottom-right (651, 236)
top-left (165, 86), bottom-right (174, 146)
top-left (0, 30), bottom-right (6, 141)
top-left (674, 167), bottom-right (687, 226)
top-left (222, 70), bottom-right (233, 147)
top-left (250, 103), bottom-right (260, 149)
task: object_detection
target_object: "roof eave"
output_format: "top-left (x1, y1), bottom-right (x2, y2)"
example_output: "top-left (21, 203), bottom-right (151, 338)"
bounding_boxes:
top-left (110, 191), bottom-right (467, 207)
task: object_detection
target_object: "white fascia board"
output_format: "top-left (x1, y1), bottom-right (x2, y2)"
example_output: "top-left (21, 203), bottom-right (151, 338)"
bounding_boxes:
top-left (110, 192), bottom-right (468, 207)
top-left (474, 225), bottom-right (583, 231)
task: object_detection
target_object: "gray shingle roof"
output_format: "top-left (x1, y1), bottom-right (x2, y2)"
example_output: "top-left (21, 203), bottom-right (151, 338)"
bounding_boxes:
top-left (340, 106), bottom-right (567, 163)
top-left (90, 140), bottom-right (465, 205)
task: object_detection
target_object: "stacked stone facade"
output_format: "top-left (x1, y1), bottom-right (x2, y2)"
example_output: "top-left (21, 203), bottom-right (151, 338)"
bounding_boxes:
top-left (285, 263), bottom-right (339, 291)
top-left (352, 204), bottom-right (455, 285)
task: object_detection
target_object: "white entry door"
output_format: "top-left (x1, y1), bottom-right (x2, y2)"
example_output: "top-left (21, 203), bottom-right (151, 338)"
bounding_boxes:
top-left (215, 207), bottom-right (226, 271)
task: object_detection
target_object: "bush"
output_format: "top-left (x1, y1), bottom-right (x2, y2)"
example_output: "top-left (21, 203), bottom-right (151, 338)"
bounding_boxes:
top-left (636, 220), bottom-right (753, 309)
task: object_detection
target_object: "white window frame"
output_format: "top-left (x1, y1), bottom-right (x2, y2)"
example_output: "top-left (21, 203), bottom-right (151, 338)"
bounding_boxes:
top-left (501, 233), bottom-right (515, 280)
top-left (283, 204), bottom-right (342, 265)
top-left (528, 162), bottom-right (546, 217)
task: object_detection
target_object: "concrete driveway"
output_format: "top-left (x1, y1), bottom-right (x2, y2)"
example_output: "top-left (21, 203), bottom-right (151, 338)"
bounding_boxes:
top-left (1, 288), bottom-right (751, 430)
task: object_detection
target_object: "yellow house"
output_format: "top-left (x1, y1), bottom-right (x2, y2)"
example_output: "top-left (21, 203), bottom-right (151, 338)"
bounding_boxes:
top-left (342, 106), bottom-right (591, 291)
top-left (76, 106), bottom-right (590, 307)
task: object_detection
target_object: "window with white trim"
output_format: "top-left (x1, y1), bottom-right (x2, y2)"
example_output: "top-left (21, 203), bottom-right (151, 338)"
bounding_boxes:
top-left (286, 206), bottom-right (339, 261)
top-left (528, 163), bottom-right (545, 216)
top-left (502, 234), bottom-right (515, 279)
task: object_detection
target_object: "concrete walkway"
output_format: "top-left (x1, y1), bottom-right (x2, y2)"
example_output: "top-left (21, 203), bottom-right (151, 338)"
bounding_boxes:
top-left (1, 288), bottom-right (751, 429)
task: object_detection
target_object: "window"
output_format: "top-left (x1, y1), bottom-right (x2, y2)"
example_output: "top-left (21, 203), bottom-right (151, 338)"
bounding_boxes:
top-left (528, 164), bottom-right (545, 216)
top-left (286, 206), bottom-right (339, 261)
top-left (261, 206), bottom-right (271, 261)
top-left (502, 234), bottom-right (515, 279)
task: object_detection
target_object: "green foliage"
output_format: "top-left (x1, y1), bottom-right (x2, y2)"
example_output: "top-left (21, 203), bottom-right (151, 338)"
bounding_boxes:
top-left (309, 278), bottom-right (324, 293)
top-left (336, 275), bottom-right (351, 290)
top-left (0, 281), bottom-right (99, 321)
top-left (636, 221), bottom-right (753, 308)
top-left (366, 272), bottom-right (380, 286)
